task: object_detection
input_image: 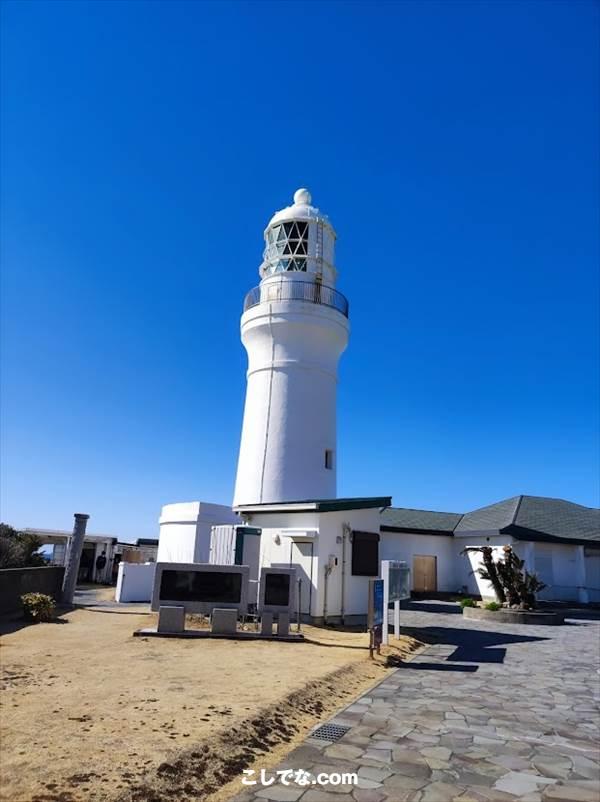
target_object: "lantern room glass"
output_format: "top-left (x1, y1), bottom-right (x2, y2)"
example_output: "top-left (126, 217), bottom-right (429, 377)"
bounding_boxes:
top-left (263, 221), bottom-right (309, 275)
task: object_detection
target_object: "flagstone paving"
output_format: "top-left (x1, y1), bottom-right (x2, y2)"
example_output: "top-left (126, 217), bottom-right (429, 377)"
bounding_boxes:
top-left (231, 602), bottom-right (600, 802)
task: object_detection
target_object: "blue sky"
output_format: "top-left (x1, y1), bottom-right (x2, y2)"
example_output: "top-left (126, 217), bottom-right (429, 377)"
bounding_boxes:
top-left (1, 0), bottom-right (598, 540)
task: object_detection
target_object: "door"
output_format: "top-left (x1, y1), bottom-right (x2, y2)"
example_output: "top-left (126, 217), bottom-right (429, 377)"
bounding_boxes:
top-left (413, 555), bottom-right (437, 593)
top-left (289, 540), bottom-right (314, 618)
top-left (78, 547), bottom-right (95, 583)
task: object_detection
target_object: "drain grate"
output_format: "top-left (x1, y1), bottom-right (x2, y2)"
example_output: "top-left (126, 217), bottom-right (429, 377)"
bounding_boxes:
top-left (311, 723), bottom-right (351, 742)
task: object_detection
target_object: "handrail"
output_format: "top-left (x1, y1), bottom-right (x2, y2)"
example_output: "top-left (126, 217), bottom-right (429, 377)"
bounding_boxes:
top-left (243, 280), bottom-right (349, 318)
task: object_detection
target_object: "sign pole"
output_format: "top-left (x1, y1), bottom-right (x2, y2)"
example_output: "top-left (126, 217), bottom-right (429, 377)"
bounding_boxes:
top-left (382, 561), bottom-right (390, 646)
top-left (373, 578), bottom-right (383, 655)
top-left (394, 599), bottom-right (400, 639)
top-left (367, 579), bottom-right (374, 659)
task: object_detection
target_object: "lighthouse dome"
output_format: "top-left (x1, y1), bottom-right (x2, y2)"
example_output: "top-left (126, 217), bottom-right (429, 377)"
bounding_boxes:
top-left (260, 188), bottom-right (337, 284)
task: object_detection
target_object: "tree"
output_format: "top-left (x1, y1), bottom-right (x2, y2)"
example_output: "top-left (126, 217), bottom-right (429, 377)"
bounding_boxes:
top-left (0, 524), bottom-right (46, 569)
top-left (462, 545), bottom-right (546, 610)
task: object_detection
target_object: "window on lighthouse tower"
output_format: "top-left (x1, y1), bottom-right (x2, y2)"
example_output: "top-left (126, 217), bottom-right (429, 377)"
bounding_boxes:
top-left (263, 221), bottom-right (309, 275)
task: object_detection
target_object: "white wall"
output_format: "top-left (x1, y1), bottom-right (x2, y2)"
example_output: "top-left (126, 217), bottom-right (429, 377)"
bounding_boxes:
top-left (316, 508), bottom-right (383, 620)
top-left (380, 532), bottom-right (456, 592)
top-left (158, 501), bottom-right (238, 564)
top-left (546, 542), bottom-right (579, 602)
top-left (250, 511), bottom-right (319, 615)
top-left (585, 549), bottom-right (600, 603)
top-left (453, 535), bottom-right (515, 597)
top-left (233, 300), bottom-right (349, 506)
top-left (251, 508), bottom-right (383, 621)
top-left (249, 513), bottom-right (600, 612)
top-left (454, 538), bottom-right (594, 603)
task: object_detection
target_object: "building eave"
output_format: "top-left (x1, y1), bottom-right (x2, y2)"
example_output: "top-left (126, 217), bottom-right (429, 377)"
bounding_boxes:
top-left (380, 525), bottom-right (455, 537)
top-left (501, 524), bottom-right (600, 549)
top-left (233, 496), bottom-right (392, 515)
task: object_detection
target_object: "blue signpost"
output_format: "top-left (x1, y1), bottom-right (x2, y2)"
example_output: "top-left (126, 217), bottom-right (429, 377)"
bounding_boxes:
top-left (368, 578), bottom-right (384, 657)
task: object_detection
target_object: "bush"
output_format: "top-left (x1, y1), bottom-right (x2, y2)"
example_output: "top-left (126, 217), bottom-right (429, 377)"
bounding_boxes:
top-left (21, 593), bottom-right (56, 622)
top-left (459, 597), bottom-right (476, 608)
top-left (0, 523), bottom-right (46, 568)
top-left (485, 601), bottom-right (501, 611)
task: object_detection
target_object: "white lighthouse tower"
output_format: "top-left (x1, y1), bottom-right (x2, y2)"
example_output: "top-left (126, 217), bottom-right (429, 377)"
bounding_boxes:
top-left (233, 189), bottom-right (350, 506)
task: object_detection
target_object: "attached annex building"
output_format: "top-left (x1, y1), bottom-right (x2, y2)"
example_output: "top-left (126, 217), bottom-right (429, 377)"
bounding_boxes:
top-left (231, 494), bottom-right (599, 622)
top-left (380, 495), bottom-right (599, 605)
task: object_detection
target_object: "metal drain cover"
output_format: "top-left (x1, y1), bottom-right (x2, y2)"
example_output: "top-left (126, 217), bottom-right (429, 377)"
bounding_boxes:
top-left (311, 723), bottom-right (351, 742)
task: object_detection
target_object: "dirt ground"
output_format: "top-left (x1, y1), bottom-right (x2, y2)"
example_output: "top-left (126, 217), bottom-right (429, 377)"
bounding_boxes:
top-left (0, 597), bottom-right (421, 802)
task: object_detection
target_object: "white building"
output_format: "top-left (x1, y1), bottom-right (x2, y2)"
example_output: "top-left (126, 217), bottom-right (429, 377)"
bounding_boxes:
top-left (22, 528), bottom-right (159, 585)
top-left (380, 496), bottom-right (600, 605)
top-left (24, 527), bottom-right (118, 583)
top-left (155, 189), bottom-right (599, 620)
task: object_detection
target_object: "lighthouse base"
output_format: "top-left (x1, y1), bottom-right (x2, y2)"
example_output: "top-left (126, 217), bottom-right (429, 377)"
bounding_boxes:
top-left (157, 501), bottom-right (238, 564)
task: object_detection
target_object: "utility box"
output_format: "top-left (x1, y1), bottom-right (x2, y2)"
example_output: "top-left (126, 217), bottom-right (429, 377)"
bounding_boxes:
top-left (210, 526), bottom-right (261, 606)
top-left (115, 562), bottom-right (156, 603)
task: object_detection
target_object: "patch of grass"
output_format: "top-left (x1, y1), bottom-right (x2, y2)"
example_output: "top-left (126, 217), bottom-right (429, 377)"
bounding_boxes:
top-left (484, 601), bottom-right (501, 611)
top-left (459, 598), bottom-right (476, 608)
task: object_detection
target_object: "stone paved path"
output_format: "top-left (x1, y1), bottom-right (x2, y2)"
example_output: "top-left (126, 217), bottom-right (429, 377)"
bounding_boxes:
top-left (231, 602), bottom-right (600, 802)
top-left (73, 585), bottom-right (149, 612)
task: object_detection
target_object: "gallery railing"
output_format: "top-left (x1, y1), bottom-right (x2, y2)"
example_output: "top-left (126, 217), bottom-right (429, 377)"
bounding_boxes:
top-left (243, 280), bottom-right (349, 318)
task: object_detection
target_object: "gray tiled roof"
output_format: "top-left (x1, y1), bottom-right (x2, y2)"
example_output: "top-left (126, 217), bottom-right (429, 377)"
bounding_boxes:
top-left (454, 497), bottom-right (521, 533)
top-left (515, 496), bottom-right (600, 542)
top-left (381, 507), bottom-right (463, 533)
top-left (380, 496), bottom-right (599, 545)
top-left (456, 495), bottom-right (600, 544)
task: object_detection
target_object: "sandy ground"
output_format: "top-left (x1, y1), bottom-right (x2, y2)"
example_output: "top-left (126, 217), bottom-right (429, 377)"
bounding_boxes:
top-left (0, 597), bottom-right (420, 802)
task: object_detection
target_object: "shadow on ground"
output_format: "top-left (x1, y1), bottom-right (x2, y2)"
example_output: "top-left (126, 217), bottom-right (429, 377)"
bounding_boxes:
top-left (400, 625), bottom-right (548, 665)
top-left (402, 601), bottom-right (463, 615)
top-left (399, 661), bottom-right (479, 672)
top-left (0, 613), bottom-right (69, 636)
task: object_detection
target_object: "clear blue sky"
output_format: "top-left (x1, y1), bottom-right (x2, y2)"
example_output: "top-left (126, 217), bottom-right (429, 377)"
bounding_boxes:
top-left (1, 0), bottom-right (598, 540)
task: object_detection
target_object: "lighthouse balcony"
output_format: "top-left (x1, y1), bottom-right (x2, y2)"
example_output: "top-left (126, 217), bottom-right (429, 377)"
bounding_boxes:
top-left (243, 280), bottom-right (349, 318)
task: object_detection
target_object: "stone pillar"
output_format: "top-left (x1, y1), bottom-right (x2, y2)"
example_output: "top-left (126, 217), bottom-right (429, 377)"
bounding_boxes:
top-left (61, 513), bottom-right (90, 606)
top-left (576, 545), bottom-right (589, 604)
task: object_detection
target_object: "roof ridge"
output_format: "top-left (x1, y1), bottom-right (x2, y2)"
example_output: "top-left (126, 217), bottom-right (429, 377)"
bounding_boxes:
top-left (452, 513), bottom-right (465, 531)
top-left (512, 494), bottom-right (525, 525)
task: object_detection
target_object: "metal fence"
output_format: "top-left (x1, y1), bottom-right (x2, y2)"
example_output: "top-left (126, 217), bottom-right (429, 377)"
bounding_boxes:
top-left (243, 280), bottom-right (349, 318)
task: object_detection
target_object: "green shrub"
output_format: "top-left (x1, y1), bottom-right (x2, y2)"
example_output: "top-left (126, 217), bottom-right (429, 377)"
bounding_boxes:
top-left (485, 601), bottom-right (501, 611)
top-left (21, 592), bottom-right (56, 622)
top-left (459, 597), bottom-right (476, 608)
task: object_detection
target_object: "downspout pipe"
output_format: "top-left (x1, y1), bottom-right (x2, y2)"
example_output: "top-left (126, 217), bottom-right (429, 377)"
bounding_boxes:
top-left (341, 522), bottom-right (351, 626)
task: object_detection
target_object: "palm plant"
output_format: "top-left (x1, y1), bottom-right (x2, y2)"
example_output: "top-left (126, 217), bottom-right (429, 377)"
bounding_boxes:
top-left (462, 545), bottom-right (546, 610)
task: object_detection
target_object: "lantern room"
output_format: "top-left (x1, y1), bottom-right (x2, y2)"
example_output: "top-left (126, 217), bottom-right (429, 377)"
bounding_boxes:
top-left (259, 188), bottom-right (337, 286)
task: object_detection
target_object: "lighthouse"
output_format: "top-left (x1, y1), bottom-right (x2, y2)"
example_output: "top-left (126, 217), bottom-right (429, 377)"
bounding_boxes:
top-left (233, 189), bottom-right (350, 506)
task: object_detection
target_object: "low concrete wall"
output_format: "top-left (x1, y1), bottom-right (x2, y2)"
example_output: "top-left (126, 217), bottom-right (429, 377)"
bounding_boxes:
top-left (463, 606), bottom-right (564, 626)
top-left (0, 566), bottom-right (65, 614)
